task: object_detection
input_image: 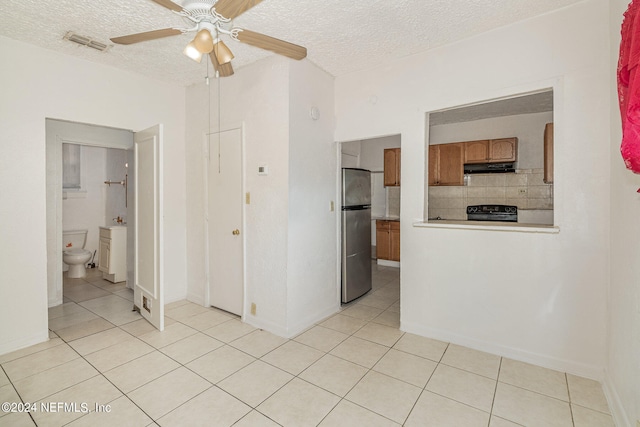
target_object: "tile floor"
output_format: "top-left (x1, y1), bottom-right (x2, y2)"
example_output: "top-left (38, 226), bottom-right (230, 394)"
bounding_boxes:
top-left (0, 265), bottom-right (614, 426)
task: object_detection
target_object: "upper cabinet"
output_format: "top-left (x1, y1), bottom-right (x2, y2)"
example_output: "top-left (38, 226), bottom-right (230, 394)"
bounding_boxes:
top-left (464, 140), bottom-right (490, 163)
top-left (544, 123), bottom-right (554, 184)
top-left (489, 138), bottom-right (517, 162)
top-left (430, 137), bottom-right (517, 186)
top-left (429, 143), bottom-right (464, 186)
top-left (463, 138), bottom-right (517, 164)
top-left (384, 148), bottom-right (401, 186)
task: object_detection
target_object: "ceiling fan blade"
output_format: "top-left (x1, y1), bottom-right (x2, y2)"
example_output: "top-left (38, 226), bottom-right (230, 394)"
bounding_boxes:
top-left (150, 0), bottom-right (184, 12)
top-left (236, 29), bottom-right (307, 60)
top-left (111, 28), bottom-right (182, 45)
top-left (214, 0), bottom-right (263, 20)
top-left (209, 52), bottom-right (235, 77)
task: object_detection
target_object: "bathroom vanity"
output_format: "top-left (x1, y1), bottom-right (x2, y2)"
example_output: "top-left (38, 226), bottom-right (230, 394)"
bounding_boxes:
top-left (98, 226), bottom-right (127, 283)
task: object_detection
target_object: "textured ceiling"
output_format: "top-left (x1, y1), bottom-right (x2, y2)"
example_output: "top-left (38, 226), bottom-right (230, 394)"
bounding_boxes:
top-left (0, 0), bottom-right (583, 87)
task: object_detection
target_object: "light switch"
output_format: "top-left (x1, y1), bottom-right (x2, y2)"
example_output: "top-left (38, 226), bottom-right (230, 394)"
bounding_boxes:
top-left (246, 192), bottom-right (251, 204)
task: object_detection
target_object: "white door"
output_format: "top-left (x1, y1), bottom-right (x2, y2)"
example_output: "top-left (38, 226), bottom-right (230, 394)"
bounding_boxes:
top-left (208, 128), bottom-right (244, 316)
top-left (134, 124), bottom-right (164, 330)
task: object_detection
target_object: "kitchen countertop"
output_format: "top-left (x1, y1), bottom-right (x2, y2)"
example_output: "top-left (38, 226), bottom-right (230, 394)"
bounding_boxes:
top-left (373, 216), bottom-right (400, 221)
top-left (415, 219), bottom-right (559, 234)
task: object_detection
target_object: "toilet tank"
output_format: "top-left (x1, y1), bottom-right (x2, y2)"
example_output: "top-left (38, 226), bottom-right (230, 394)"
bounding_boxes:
top-left (62, 229), bottom-right (88, 250)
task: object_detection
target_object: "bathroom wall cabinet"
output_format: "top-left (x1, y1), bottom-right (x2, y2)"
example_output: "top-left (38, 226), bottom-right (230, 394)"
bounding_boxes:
top-left (99, 226), bottom-right (127, 283)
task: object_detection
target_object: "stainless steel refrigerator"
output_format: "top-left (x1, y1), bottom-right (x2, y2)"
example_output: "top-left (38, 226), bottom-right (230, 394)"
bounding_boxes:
top-left (341, 168), bottom-right (372, 303)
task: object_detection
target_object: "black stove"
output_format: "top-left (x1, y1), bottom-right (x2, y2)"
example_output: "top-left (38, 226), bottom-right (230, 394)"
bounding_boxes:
top-left (467, 205), bottom-right (517, 222)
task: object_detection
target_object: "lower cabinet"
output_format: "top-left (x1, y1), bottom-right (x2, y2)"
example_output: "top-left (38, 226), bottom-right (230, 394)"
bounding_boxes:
top-left (98, 227), bottom-right (127, 283)
top-left (376, 220), bottom-right (400, 262)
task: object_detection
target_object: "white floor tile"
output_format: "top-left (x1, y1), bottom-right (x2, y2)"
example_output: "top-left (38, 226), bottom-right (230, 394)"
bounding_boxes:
top-left (84, 337), bottom-right (154, 372)
top-left (102, 351), bottom-right (180, 393)
top-left (234, 410), bottom-right (281, 427)
top-left (319, 314), bottom-right (367, 335)
top-left (157, 386), bottom-right (250, 427)
top-left (186, 345), bottom-right (255, 384)
top-left (492, 382), bottom-right (573, 427)
top-left (319, 400), bottom-right (400, 427)
top-left (373, 348), bottom-right (437, 387)
top-left (571, 404), bottom-right (615, 427)
top-left (217, 360), bottom-right (293, 407)
top-left (567, 374), bottom-right (610, 414)
top-left (160, 332), bottom-right (223, 364)
top-left (258, 378), bottom-right (340, 427)
top-left (68, 328), bottom-right (132, 356)
top-left (14, 358), bottom-right (98, 402)
top-left (65, 396), bottom-right (152, 427)
top-left (353, 322), bottom-right (404, 347)
top-left (405, 391), bottom-right (490, 427)
top-left (294, 326), bottom-right (349, 353)
top-left (127, 367), bottom-right (211, 419)
top-left (2, 344), bottom-right (79, 382)
top-left (329, 336), bottom-right (389, 369)
top-left (392, 333), bottom-right (448, 362)
top-left (499, 358), bottom-right (568, 401)
top-left (346, 371), bottom-right (421, 424)
top-left (229, 330), bottom-right (287, 358)
top-left (261, 340), bottom-right (324, 375)
top-left (341, 304), bottom-right (384, 321)
top-left (299, 354), bottom-right (368, 397)
top-left (425, 364), bottom-right (496, 412)
top-left (441, 343), bottom-right (501, 379)
top-left (138, 322), bottom-right (198, 349)
top-left (202, 319), bottom-right (255, 343)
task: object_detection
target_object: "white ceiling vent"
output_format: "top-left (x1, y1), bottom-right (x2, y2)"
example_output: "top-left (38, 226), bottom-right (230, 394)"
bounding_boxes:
top-left (63, 31), bottom-right (112, 52)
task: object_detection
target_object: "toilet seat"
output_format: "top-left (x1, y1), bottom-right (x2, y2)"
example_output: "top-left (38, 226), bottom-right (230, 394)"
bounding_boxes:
top-left (64, 248), bottom-right (91, 256)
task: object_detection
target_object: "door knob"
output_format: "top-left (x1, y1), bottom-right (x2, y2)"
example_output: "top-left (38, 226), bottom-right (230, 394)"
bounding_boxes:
top-left (232, 229), bottom-right (240, 235)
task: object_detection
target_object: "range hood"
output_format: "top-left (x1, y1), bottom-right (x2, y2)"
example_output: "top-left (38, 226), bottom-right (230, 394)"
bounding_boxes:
top-left (464, 162), bottom-right (515, 174)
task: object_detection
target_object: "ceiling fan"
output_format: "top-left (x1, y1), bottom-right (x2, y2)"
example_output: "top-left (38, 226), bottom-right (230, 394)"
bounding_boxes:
top-left (110, 0), bottom-right (307, 77)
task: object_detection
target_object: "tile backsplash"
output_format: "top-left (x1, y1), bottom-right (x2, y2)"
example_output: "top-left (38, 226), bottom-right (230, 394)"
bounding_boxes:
top-left (388, 186), bottom-right (400, 217)
top-left (428, 169), bottom-right (553, 220)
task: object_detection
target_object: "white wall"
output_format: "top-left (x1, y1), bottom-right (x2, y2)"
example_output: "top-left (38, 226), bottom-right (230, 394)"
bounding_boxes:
top-left (287, 59), bottom-right (337, 336)
top-left (185, 56), bottom-right (290, 333)
top-left (0, 36), bottom-right (187, 355)
top-left (184, 56), bottom-right (337, 337)
top-left (608, 1), bottom-right (640, 426)
top-left (335, 0), bottom-right (609, 382)
top-left (62, 145), bottom-right (107, 267)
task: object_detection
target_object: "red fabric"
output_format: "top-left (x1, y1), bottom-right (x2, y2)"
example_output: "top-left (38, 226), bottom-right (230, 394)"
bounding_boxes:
top-left (619, 0), bottom-right (640, 173)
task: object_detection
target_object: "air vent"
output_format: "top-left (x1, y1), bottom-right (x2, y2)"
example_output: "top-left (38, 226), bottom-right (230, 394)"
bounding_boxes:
top-left (63, 31), bottom-right (111, 52)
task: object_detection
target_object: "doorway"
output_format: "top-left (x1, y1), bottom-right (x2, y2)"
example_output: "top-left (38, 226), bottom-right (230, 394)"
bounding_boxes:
top-left (205, 127), bottom-right (245, 316)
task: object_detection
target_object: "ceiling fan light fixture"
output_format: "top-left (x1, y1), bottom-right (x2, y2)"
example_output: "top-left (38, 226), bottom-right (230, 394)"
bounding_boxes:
top-left (193, 29), bottom-right (214, 53)
top-left (184, 40), bottom-right (203, 62)
top-left (213, 40), bottom-right (234, 65)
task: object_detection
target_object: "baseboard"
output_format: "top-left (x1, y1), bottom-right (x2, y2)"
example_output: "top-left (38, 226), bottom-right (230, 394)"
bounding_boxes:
top-left (284, 304), bottom-right (341, 338)
top-left (377, 259), bottom-right (400, 268)
top-left (602, 370), bottom-right (633, 427)
top-left (243, 304), bottom-right (341, 339)
top-left (401, 319), bottom-right (604, 380)
top-left (243, 315), bottom-right (289, 337)
top-left (0, 330), bottom-right (50, 357)
top-left (186, 291), bottom-right (205, 306)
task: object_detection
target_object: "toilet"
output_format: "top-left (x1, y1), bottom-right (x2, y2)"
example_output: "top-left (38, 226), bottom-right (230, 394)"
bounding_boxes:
top-left (62, 229), bottom-right (92, 279)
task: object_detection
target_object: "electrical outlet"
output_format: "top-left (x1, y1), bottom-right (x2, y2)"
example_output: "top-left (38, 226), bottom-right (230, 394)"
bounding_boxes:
top-left (518, 188), bottom-right (527, 195)
top-left (250, 303), bottom-right (256, 316)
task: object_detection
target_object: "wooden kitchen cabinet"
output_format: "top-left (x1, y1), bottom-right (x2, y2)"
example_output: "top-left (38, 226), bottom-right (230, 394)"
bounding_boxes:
top-left (384, 148), bottom-right (401, 186)
top-left (429, 143), bottom-right (464, 186)
top-left (376, 220), bottom-right (400, 261)
top-left (544, 123), bottom-right (553, 183)
top-left (489, 138), bottom-right (517, 162)
top-left (464, 140), bottom-right (490, 163)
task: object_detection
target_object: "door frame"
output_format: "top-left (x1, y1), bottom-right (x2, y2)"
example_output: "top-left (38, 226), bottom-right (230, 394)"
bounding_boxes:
top-left (202, 124), bottom-right (246, 318)
top-left (45, 119), bottom-right (134, 307)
